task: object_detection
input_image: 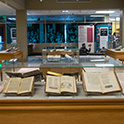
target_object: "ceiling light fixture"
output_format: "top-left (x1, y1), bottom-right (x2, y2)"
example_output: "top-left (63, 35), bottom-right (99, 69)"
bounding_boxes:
top-left (90, 15), bottom-right (105, 17)
top-left (8, 18), bottom-right (16, 21)
top-left (95, 11), bottom-right (115, 14)
top-left (62, 10), bottom-right (68, 13)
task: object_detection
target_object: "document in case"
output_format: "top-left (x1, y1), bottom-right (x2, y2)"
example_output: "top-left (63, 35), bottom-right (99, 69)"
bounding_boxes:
top-left (3, 76), bottom-right (34, 95)
top-left (45, 75), bottom-right (77, 94)
top-left (82, 71), bottom-right (122, 94)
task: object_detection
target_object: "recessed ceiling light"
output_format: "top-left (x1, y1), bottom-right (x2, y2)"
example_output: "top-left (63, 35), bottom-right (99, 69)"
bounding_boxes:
top-left (62, 10), bottom-right (68, 13)
top-left (95, 11), bottom-right (115, 14)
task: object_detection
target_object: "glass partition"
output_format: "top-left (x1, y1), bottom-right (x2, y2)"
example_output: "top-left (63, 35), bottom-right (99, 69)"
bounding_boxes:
top-left (46, 23), bottom-right (64, 43)
top-left (66, 23), bottom-right (78, 43)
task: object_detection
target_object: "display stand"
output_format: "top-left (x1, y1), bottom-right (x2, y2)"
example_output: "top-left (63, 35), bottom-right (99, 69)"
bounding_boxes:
top-left (0, 99), bottom-right (124, 124)
top-left (105, 49), bottom-right (124, 63)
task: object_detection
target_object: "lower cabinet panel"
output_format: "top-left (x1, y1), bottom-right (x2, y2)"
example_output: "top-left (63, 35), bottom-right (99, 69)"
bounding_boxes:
top-left (0, 99), bottom-right (124, 124)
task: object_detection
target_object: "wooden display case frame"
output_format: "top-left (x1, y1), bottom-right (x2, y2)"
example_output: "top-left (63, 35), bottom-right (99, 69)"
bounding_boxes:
top-left (0, 99), bottom-right (124, 124)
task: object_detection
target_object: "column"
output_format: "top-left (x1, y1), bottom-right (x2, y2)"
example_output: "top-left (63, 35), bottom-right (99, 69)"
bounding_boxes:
top-left (16, 10), bottom-right (27, 61)
top-left (120, 8), bottom-right (124, 46)
top-left (105, 15), bottom-right (109, 22)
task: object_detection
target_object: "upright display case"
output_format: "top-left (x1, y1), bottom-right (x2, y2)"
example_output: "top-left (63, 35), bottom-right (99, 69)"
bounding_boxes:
top-left (0, 57), bottom-right (124, 124)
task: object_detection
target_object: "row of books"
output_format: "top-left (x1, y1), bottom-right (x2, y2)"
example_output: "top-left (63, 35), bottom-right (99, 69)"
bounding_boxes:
top-left (1, 68), bottom-right (122, 96)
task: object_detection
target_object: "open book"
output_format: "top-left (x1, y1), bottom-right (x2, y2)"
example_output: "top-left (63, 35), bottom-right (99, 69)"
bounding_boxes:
top-left (6, 68), bottom-right (43, 82)
top-left (3, 76), bottom-right (34, 95)
top-left (82, 71), bottom-right (122, 94)
top-left (45, 75), bottom-right (77, 94)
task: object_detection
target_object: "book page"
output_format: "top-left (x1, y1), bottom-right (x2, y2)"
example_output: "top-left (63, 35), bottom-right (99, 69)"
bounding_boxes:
top-left (5, 78), bottom-right (21, 93)
top-left (99, 71), bottom-right (121, 93)
top-left (60, 76), bottom-right (76, 93)
top-left (18, 76), bottom-right (34, 94)
top-left (83, 72), bottom-right (102, 93)
top-left (46, 76), bottom-right (60, 94)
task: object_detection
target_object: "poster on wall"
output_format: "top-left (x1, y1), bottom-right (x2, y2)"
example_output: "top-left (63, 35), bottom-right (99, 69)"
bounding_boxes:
top-left (95, 23), bottom-right (112, 52)
top-left (100, 27), bottom-right (108, 48)
top-left (78, 25), bottom-right (94, 53)
top-left (11, 28), bottom-right (16, 39)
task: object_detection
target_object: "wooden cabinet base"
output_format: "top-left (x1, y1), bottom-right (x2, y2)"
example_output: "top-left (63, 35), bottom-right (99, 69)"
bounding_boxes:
top-left (0, 99), bottom-right (124, 124)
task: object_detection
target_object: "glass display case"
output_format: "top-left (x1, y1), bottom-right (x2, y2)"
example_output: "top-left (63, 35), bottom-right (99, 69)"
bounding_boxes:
top-left (42, 48), bottom-right (79, 65)
top-left (0, 56), bottom-right (124, 124)
top-left (42, 48), bottom-right (79, 57)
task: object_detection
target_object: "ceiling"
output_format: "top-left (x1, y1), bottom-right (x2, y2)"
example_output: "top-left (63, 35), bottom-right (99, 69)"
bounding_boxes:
top-left (27, 10), bottom-right (120, 18)
top-left (0, 2), bottom-right (16, 16)
top-left (0, 1), bottom-right (120, 18)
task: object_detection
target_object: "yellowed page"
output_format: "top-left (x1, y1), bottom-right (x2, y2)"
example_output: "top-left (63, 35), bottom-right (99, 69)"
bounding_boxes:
top-left (18, 76), bottom-right (34, 94)
top-left (5, 78), bottom-right (21, 93)
top-left (99, 71), bottom-right (121, 93)
top-left (83, 72), bottom-right (102, 93)
top-left (46, 75), bottom-right (60, 94)
top-left (60, 76), bottom-right (76, 93)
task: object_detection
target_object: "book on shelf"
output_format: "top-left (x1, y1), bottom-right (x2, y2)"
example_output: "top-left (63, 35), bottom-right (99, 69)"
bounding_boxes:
top-left (45, 75), bottom-right (77, 94)
top-left (82, 71), bottom-right (122, 94)
top-left (6, 68), bottom-right (43, 82)
top-left (3, 76), bottom-right (34, 95)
